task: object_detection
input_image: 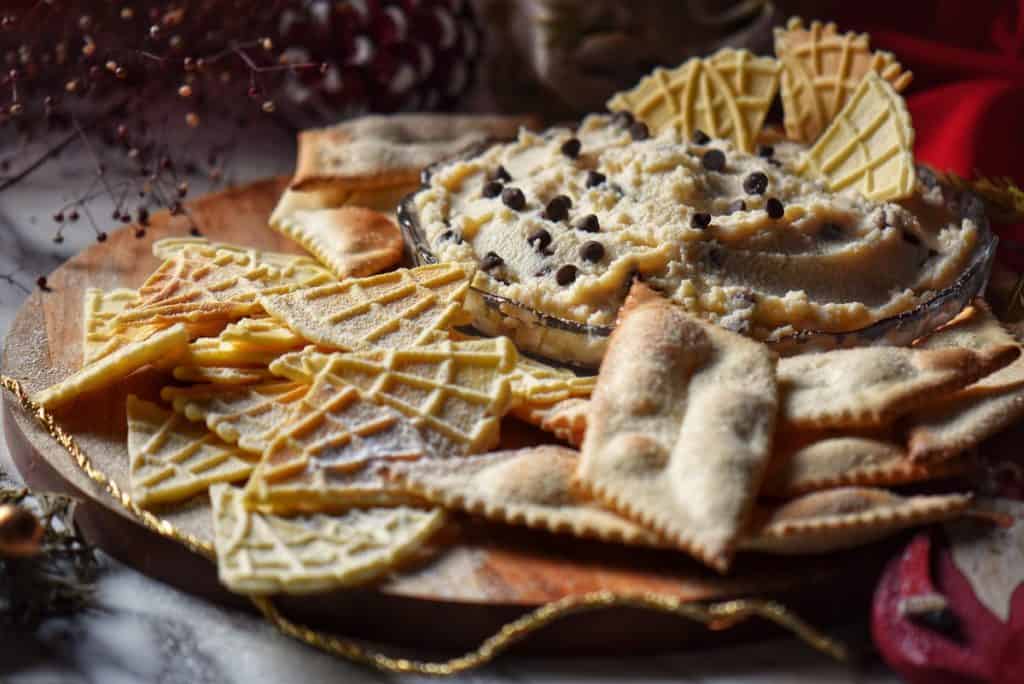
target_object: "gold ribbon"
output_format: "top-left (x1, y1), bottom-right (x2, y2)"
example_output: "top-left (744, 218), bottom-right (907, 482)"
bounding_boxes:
top-left (1, 374), bottom-right (849, 674)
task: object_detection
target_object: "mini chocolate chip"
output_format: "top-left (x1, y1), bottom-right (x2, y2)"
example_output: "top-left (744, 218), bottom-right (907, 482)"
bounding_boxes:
top-left (580, 240), bottom-right (605, 262)
top-left (611, 110), bottom-right (634, 128)
top-left (560, 138), bottom-right (581, 159)
top-left (494, 165), bottom-right (511, 182)
top-left (629, 121), bottom-right (649, 141)
top-left (481, 252), bottom-right (504, 270)
top-left (585, 170), bottom-right (606, 187)
top-left (819, 222), bottom-right (843, 241)
top-left (691, 129), bottom-right (710, 145)
top-left (726, 199), bottom-right (746, 214)
top-left (544, 195), bottom-right (572, 221)
top-left (576, 214), bottom-right (600, 232)
top-left (527, 228), bottom-right (552, 251)
top-left (902, 230), bottom-right (922, 246)
top-left (482, 180), bottom-right (503, 198)
top-left (555, 264), bottom-right (578, 285)
top-left (691, 212), bottom-right (712, 229)
top-left (743, 171), bottom-right (768, 195)
top-left (757, 144), bottom-right (774, 158)
top-left (707, 246), bottom-right (723, 268)
top-left (702, 149), bottom-right (726, 172)
top-left (767, 158), bottom-right (782, 168)
top-left (439, 229), bottom-right (463, 244)
top-left (501, 186), bottom-right (525, 210)
top-left (765, 197), bottom-right (785, 219)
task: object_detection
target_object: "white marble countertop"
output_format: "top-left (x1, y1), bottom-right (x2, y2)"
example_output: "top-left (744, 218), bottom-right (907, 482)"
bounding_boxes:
top-left (0, 126), bottom-right (900, 684)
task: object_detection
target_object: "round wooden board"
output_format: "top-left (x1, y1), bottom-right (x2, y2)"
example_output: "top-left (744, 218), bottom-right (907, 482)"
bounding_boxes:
top-left (2, 177), bottom-right (887, 653)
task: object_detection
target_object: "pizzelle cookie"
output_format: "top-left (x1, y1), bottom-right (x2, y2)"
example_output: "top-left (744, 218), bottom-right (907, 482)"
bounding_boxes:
top-left (161, 381), bottom-right (309, 455)
top-left (270, 338), bottom-right (517, 458)
top-left (798, 71), bottom-right (916, 201)
top-left (526, 397), bottom-right (590, 447)
top-left (82, 288), bottom-right (143, 363)
top-left (507, 356), bottom-right (596, 437)
top-left (127, 396), bottom-right (255, 507)
top-left (272, 206), bottom-right (404, 280)
top-left (778, 344), bottom-right (1013, 430)
top-left (210, 484), bottom-right (445, 595)
top-left (34, 323), bottom-right (190, 410)
top-left (217, 316), bottom-right (305, 352)
top-left (172, 366), bottom-right (277, 386)
top-left (244, 371), bottom-right (429, 514)
top-left (383, 445), bottom-right (663, 547)
top-left (260, 263), bottom-right (471, 352)
top-left (774, 17), bottom-right (912, 143)
top-left (741, 487), bottom-right (972, 555)
top-left (576, 286), bottom-right (778, 571)
top-left (606, 48), bottom-right (781, 153)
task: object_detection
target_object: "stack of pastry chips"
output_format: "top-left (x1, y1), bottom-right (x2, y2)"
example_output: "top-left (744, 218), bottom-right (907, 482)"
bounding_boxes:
top-left (29, 18), bottom-right (1024, 595)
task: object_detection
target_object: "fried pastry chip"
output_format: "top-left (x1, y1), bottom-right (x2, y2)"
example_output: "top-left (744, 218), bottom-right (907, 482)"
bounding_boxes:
top-left (244, 372), bottom-right (429, 514)
top-left (115, 240), bottom-right (334, 329)
top-left (606, 48), bottom-right (781, 153)
top-left (741, 487), bottom-right (971, 555)
top-left (291, 113), bottom-right (535, 192)
top-left (270, 338), bottom-right (517, 458)
top-left (161, 381), bottom-right (308, 455)
top-left (774, 17), bottom-right (912, 143)
top-left (34, 323), bottom-right (190, 410)
top-left (384, 445), bottom-right (662, 547)
top-left (778, 344), bottom-right (1012, 429)
top-left (127, 396), bottom-right (255, 506)
top-left (260, 263), bottom-right (470, 352)
top-left (272, 206), bottom-right (404, 280)
top-left (576, 286), bottom-right (778, 571)
top-left (210, 484), bottom-right (445, 595)
top-left (761, 429), bottom-right (967, 497)
top-left (798, 71), bottom-right (916, 201)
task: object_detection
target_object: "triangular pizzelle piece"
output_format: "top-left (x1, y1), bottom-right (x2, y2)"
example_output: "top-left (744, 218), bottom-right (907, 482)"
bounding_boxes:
top-left (272, 206), bottom-right (404, 280)
top-left (384, 446), bottom-right (663, 547)
top-left (244, 371), bottom-right (429, 514)
top-left (115, 240), bottom-right (334, 329)
top-left (82, 288), bottom-right (145, 363)
top-left (775, 17), bottom-right (912, 143)
top-left (761, 429), bottom-right (967, 497)
top-left (218, 316), bottom-right (305, 351)
top-left (798, 71), bottom-right (916, 201)
top-left (34, 323), bottom-right (190, 410)
top-left (127, 396), bottom-right (255, 507)
top-left (172, 366), bottom-right (277, 386)
top-left (161, 381), bottom-right (308, 455)
top-left (509, 356), bottom-right (596, 407)
top-left (270, 338), bottom-right (517, 458)
top-left (741, 487), bottom-right (971, 555)
top-left (178, 336), bottom-right (286, 369)
top-left (606, 48), bottom-right (781, 153)
top-left (260, 263), bottom-right (471, 352)
top-left (576, 285), bottom-right (778, 572)
top-left (778, 344), bottom-right (1014, 430)
top-left (210, 484), bottom-right (445, 595)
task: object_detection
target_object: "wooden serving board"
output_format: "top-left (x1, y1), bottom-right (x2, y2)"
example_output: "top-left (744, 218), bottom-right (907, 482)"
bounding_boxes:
top-left (2, 177), bottom-right (888, 652)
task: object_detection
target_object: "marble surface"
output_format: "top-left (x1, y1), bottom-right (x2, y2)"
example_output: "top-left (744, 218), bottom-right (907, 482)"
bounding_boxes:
top-left (0, 125), bottom-right (900, 684)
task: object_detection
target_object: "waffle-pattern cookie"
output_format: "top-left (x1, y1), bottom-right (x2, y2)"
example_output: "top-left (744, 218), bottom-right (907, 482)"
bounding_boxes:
top-left (210, 484), bottom-right (445, 595)
top-left (260, 263), bottom-right (470, 352)
top-left (607, 48), bottom-right (780, 153)
top-left (127, 396), bottom-right (255, 507)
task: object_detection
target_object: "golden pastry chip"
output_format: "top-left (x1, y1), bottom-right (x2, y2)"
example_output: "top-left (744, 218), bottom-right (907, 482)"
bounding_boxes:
top-left (171, 366), bottom-right (277, 386)
top-left (127, 396), bottom-right (255, 506)
top-left (260, 263), bottom-right (470, 352)
top-left (115, 239), bottom-right (334, 329)
top-left (384, 445), bottom-right (662, 547)
top-left (272, 206), bottom-right (404, 280)
top-left (210, 484), bottom-right (445, 595)
top-left (34, 323), bottom-right (190, 410)
top-left (741, 487), bottom-right (971, 555)
top-left (775, 17), bottom-right (912, 143)
top-left (516, 397), bottom-right (590, 447)
top-left (576, 286), bottom-right (778, 572)
top-left (907, 386), bottom-right (1024, 463)
top-left (161, 381), bottom-right (308, 455)
top-left (761, 429), bottom-right (967, 497)
top-left (244, 373), bottom-right (429, 514)
top-left (270, 338), bottom-right (517, 458)
top-left (291, 113), bottom-right (535, 192)
top-left (798, 71), bottom-right (916, 201)
top-left (606, 48), bottom-right (781, 153)
top-left (779, 344), bottom-right (1012, 429)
